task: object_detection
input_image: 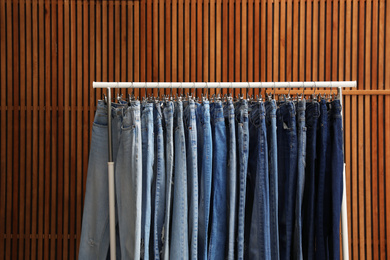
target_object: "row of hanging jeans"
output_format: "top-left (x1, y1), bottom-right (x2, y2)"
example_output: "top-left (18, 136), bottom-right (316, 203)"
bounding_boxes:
top-left (79, 97), bottom-right (344, 260)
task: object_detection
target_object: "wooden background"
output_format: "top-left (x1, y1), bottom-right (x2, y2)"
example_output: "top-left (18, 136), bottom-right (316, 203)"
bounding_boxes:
top-left (1, 0), bottom-right (390, 259)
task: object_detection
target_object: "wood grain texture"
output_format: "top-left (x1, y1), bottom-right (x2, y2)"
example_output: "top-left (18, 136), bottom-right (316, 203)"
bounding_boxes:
top-left (0, 0), bottom-right (389, 259)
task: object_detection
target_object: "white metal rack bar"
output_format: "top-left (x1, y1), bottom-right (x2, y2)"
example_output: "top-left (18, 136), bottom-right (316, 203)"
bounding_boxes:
top-left (92, 80), bottom-right (356, 260)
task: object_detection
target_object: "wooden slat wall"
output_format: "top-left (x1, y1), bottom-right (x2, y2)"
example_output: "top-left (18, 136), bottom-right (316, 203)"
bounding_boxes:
top-left (0, 0), bottom-right (389, 259)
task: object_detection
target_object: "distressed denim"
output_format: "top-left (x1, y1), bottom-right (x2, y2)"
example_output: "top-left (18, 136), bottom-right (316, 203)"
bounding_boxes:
top-left (328, 100), bottom-right (343, 260)
top-left (277, 101), bottom-right (298, 260)
top-left (293, 99), bottom-right (306, 260)
top-left (302, 101), bottom-right (320, 260)
top-left (315, 100), bottom-right (329, 260)
top-left (170, 101), bottom-right (189, 259)
top-left (151, 103), bottom-right (166, 259)
top-left (265, 100), bottom-right (279, 260)
top-left (235, 100), bottom-right (249, 260)
top-left (196, 101), bottom-right (213, 260)
top-left (247, 102), bottom-right (271, 259)
top-left (79, 101), bottom-right (127, 259)
top-left (141, 103), bottom-right (154, 260)
top-left (184, 100), bottom-right (199, 260)
top-left (224, 100), bottom-right (237, 260)
top-left (162, 101), bottom-right (174, 260)
top-left (208, 101), bottom-right (228, 260)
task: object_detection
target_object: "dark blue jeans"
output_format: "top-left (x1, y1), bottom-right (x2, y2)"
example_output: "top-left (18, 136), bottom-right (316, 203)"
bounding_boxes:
top-left (209, 101), bottom-right (228, 260)
top-left (328, 99), bottom-right (344, 260)
top-left (293, 99), bottom-right (307, 260)
top-left (246, 102), bottom-right (271, 259)
top-left (315, 99), bottom-right (330, 260)
top-left (265, 100), bottom-right (279, 260)
top-left (302, 101), bottom-right (320, 260)
top-left (277, 101), bottom-right (298, 260)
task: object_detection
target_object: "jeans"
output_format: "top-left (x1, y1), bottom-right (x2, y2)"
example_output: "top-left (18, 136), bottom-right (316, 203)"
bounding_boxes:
top-left (79, 101), bottom-right (127, 259)
top-left (302, 101), bottom-right (320, 260)
top-left (196, 101), bottom-right (213, 260)
top-left (315, 100), bottom-right (329, 260)
top-left (293, 99), bottom-right (306, 260)
top-left (277, 101), bottom-right (298, 260)
top-left (208, 101), bottom-right (228, 260)
top-left (152, 104), bottom-right (166, 259)
top-left (224, 100), bottom-right (237, 260)
top-left (235, 100), bottom-right (249, 260)
top-left (184, 100), bottom-right (199, 260)
top-left (141, 103), bottom-right (154, 260)
top-left (247, 102), bottom-right (271, 259)
top-left (328, 99), bottom-right (343, 260)
top-left (162, 101), bottom-right (174, 260)
top-left (265, 100), bottom-right (279, 260)
top-left (170, 101), bottom-right (189, 259)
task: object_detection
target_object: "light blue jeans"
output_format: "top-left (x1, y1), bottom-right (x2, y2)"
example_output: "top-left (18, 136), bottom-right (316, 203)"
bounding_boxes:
top-left (170, 101), bottom-right (189, 259)
top-left (196, 101), bottom-right (212, 260)
top-left (151, 103), bottom-right (166, 259)
top-left (265, 100), bottom-right (279, 260)
top-left (162, 101), bottom-right (174, 260)
top-left (247, 102), bottom-right (271, 259)
top-left (141, 103), bottom-right (154, 260)
top-left (235, 100), bottom-right (249, 260)
top-left (79, 100), bottom-right (135, 259)
top-left (224, 100), bottom-right (237, 260)
top-left (208, 101), bottom-right (228, 260)
top-left (184, 100), bottom-right (199, 260)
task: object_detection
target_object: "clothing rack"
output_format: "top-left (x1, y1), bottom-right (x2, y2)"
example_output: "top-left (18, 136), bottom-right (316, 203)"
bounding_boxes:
top-left (92, 80), bottom-right (357, 260)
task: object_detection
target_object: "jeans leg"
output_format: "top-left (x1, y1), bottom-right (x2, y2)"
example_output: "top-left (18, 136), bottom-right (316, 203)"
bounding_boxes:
top-left (208, 101), bottom-right (228, 260)
top-left (247, 102), bottom-right (271, 259)
top-left (235, 100), bottom-right (249, 260)
top-left (115, 102), bottom-right (142, 259)
top-left (162, 101), bottom-right (174, 260)
top-left (302, 101), bottom-right (319, 260)
top-left (277, 101), bottom-right (298, 260)
top-left (151, 104), bottom-right (166, 259)
top-left (224, 100), bottom-right (237, 260)
top-left (265, 100), bottom-right (279, 260)
top-left (293, 99), bottom-right (306, 260)
top-left (184, 100), bottom-right (199, 260)
top-left (196, 101), bottom-right (212, 260)
top-left (141, 103), bottom-right (154, 260)
top-left (170, 101), bottom-right (189, 260)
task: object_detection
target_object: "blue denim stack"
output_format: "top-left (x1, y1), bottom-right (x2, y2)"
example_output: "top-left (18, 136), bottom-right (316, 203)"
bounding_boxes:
top-left (79, 97), bottom-right (344, 260)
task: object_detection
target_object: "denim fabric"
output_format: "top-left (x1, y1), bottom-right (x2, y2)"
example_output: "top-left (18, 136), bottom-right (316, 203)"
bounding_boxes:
top-left (184, 100), bottom-right (199, 260)
top-left (151, 103), bottom-right (166, 259)
top-left (315, 99), bottom-right (329, 260)
top-left (265, 100), bottom-right (279, 260)
top-left (235, 100), bottom-right (249, 260)
top-left (79, 101), bottom-right (126, 259)
top-left (208, 101), bottom-right (228, 260)
top-left (328, 99), bottom-right (343, 260)
top-left (247, 102), bottom-right (271, 259)
top-left (293, 99), bottom-right (306, 260)
top-left (302, 101), bottom-right (320, 260)
top-left (114, 101), bottom-right (142, 259)
top-left (277, 101), bottom-right (298, 260)
top-left (141, 103), bottom-right (154, 260)
top-left (162, 101), bottom-right (174, 260)
top-left (170, 101), bottom-right (189, 259)
top-left (196, 101), bottom-right (213, 260)
top-left (224, 100), bottom-right (237, 260)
